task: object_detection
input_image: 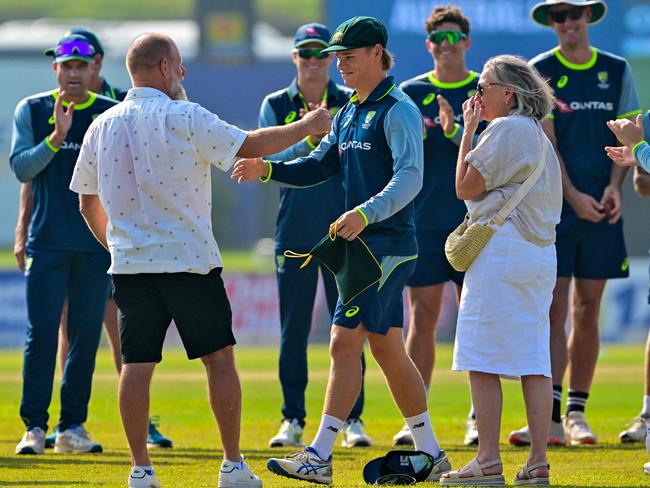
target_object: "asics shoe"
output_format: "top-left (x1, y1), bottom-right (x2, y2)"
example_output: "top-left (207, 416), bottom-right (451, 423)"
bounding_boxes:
top-left (147, 417), bottom-right (173, 448)
top-left (426, 450), bottom-right (453, 482)
top-left (54, 424), bottom-right (103, 453)
top-left (619, 414), bottom-right (648, 443)
top-left (269, 418), bottom-right (303, 448)
top-left (267, 446), bottom-right (332, 485)
top-left (563, 411), bottom-right (597, 445)
top-left (341, 418), bottom-right (372, 448)
top-left (508, 421), bottom-right (566, 447)
top-left (15, 427), bottom-right (45, 455)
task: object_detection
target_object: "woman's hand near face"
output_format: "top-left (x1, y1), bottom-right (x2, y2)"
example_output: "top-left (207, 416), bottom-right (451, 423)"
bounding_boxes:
top-left (462, 96), bottom-right (481, 135)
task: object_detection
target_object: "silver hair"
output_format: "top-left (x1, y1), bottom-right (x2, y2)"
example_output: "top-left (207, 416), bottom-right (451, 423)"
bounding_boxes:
top-left (483, 54), bottom-right (555, 121)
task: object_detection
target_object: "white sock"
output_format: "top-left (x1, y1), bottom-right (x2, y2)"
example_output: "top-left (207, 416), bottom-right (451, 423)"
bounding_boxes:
top-left (642, 395), bottom-right (650, 417)
top-left (468, 405), bottom-right (476, 419)
top-left (133, 465), bottom-right (154, 474)
top-left (309, 414), bottom-right (344, 460)
top-left (405, 411), bottom-right (441, 458)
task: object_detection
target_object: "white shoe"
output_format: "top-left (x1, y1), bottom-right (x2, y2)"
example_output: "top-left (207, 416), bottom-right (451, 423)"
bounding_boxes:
top-left (267, 447), bottom-right (332, 485)
top-left (620, 415), bottom-right (647, 443)
top-left (269, 418), bottom-right (303, 448)
top-left (128, 468), bottom-right (162, 488)
top-left (644, 461), bottom-right (650, 475)
top-left (563, 411), bottom-right (598, 445)
top-left (341, 419), bottom-right (372, 448)
top-left (15, 427), bottom-right (46, 455)
top-left (508, 421), bottom-right (566, 446)
top-left (54, 425), bottom-right (103, 453)
top-left (464, 417), bottom-right (478, 446)
top-left (219, 458), bottom-right (262, 487)
top-left (392, 423), bottom-right (414, 446)
top-left (425, 451), bottom-right (453, 482)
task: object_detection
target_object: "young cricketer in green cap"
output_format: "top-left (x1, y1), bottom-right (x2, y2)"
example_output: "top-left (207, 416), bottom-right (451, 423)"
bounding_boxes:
top-left (232, 16), bottom-right (452, 484)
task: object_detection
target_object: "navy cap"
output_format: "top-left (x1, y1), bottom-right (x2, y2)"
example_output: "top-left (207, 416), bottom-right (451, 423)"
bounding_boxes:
top-left (44, 34), bottom-right (95, 64)
top-left (294, 23), bottom-right (331, 48)
top-left (363, 450), bottom-right (436, 485)
top-left (66, 27), bottom-right (105, 56)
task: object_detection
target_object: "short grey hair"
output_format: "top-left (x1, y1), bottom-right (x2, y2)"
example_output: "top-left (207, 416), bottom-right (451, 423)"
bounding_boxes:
top-left (483, 55), bottom-right (554, 121)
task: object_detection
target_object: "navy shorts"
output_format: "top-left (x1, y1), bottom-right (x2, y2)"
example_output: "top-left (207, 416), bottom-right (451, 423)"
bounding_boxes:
top-left (407, 230), bottom-right (464, 287)
top-left (556, 217), bottom-right (628, 279)
top-left (333, 256), bottom-right (416, 335)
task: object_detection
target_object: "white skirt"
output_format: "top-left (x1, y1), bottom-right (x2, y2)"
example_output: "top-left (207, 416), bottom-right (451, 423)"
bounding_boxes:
top-left (452, 220), bottom-right (556, 377)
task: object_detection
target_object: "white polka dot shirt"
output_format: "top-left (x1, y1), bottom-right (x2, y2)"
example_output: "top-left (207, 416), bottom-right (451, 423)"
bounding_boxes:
top-left (70, 87), bottom-right (248, 274)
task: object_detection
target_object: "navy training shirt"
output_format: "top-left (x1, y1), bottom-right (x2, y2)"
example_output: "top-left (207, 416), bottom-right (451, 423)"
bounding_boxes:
top-left (400, 70), bottom-right (479, 232)
top-left (265, 76), bottom-right (424, 257)
top-left (259, 78), bottom-right (352, 251)
top-left (531, 47), bottom-right (640, 222)
top-left (9, 90), bottom-right (118, 252)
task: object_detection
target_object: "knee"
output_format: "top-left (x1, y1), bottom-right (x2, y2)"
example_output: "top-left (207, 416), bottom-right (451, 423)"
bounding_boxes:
top-left (329, 335), bottom-right (360, 364)
top-left (201, 346), bottom-right (234, 370)
top-left (368, 336), bottom-right (396, 363)
top-left (572, 297), bottom-right (601, 325)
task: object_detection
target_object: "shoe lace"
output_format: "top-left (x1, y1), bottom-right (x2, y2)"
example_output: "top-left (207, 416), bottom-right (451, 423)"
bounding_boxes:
top-left (287, 449), bottom-right (311, 462)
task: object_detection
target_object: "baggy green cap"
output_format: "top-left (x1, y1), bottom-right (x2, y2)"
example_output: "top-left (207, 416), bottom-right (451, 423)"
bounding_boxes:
top-left (321, 16), bottom-right (388, 53)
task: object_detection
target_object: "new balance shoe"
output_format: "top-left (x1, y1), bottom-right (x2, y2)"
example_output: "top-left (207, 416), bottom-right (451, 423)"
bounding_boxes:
top-left (508, 421), bottom-right (566, 446)
top-left (45, 426), bottom-right (58, 449)
top-left (15, 427), bottom-right (45, 455)
top-left (147, 417), bottom-right (173, 448)
top-left (54, 424), bottom-right (103, 453)
top-left (464, 417), bottom-right (479, 446)
top-left (341, 418), bottom-right (372, 448)
top-left (563, 411), bottom-right (597, 445)
top-left (219, 458), bottom-right (262, 488)
top-left (267, 446), bottom-right (332, 485)
top-left (269, 418), bottom-right (303, 448)
top-left (392, 423), bottom-right (414, 446)
top-left (128, 468), bottom-right (162, 488)
top-left (426, 451), bottom-right (453, 482)
top-left (619, 414), bottom-right (648, 443)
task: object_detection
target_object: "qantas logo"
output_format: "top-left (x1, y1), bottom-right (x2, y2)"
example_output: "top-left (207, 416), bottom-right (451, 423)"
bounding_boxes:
top-left (422, 113), bottom-right (463, 129)
top-left (339, 140), bottom-right (371, 151)
top-left (555, 98), bottom-right (613, 113)
top-left (60, 141), bottom-right (82, 151)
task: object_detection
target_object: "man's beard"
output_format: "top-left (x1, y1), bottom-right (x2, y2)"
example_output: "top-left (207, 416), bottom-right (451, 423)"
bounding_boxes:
top-left (169, 76), bottom-right (188, 101)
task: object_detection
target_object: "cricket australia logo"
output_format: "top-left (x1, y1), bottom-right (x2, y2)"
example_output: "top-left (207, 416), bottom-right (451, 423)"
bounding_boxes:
top-left (331, 31), bottom-right (343, 43)
top-left (597, 71), bottom-right (609, 89)
top-left (362, 111), bottom-right (376, 129)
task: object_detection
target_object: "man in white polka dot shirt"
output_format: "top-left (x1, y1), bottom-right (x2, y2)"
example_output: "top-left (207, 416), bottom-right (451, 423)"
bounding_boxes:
top-left (70, 32), bottom-right (331, 488)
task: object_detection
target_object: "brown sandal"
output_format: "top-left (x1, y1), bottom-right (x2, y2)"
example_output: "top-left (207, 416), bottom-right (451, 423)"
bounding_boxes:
top-left (514, 461), bottom-right (550, 486)
top-left (440, 458), bottom-right (505, 486)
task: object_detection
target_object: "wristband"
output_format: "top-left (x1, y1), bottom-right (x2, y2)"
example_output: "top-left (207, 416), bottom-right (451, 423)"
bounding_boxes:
top-left (259, 160), bottom-right (272, 183)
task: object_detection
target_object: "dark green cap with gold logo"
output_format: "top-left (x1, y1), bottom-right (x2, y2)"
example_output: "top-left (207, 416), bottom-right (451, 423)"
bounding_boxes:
top-left (321, 16), bottom-right (388, 53)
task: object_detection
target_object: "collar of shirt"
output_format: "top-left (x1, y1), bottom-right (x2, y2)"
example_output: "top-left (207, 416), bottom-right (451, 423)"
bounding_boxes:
top-left (350, 76), bottom-right (396, 105)
top-left (124, 86), bottom-right (170, 101)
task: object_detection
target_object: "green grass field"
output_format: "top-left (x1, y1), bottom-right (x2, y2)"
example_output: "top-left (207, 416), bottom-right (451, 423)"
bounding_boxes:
top-left (0, 344), bottom-right (648, 487)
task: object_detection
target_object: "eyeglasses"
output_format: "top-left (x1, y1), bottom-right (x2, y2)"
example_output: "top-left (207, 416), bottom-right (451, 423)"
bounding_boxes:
top-left (55, 40), bottom-right (95, 58)
top-left (476, 82), bottom-right (509, 96)
top-left (428, 30), bottom-right (468, 46)
top-left (548, 6), bottom-right (585, 24)
top-left (297, 48), bottom-right (329, 60)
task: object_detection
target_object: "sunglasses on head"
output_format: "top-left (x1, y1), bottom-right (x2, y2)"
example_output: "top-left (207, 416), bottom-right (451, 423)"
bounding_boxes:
top-left (55, 40), bottom-right (95, 58)
top-left (428, 30), bottom-right (468, 46)
top-left (548, 6), bottom-right (585, 23)
top-left (476, 82), bottom-right (508, 96)
top-left (297, 48), bottom-right (329, 60)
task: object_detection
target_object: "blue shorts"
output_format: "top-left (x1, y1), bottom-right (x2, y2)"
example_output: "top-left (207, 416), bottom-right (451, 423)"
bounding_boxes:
top-left (333, 256), bottom-right (416, 335)
top-left (556, 217), bottom-right (628, 279)
top-left (407, 230), bottom-right (464, 287)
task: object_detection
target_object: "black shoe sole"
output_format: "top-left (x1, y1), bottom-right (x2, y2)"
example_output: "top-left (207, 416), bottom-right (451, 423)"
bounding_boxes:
top-left (16, 448), bottom-right (41, 455)
top-left (393, 439), bottom-right (414, 446)
top-left (267, 459), bottom-right (330, 485)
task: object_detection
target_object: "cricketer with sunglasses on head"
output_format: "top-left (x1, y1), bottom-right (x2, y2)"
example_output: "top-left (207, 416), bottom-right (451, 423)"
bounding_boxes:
top-left (257, 23), bottom-right (373, 450)
top-left (506, 0), bottom-right (642, 448)
top-left (10, 34), bottom-right (118, 455)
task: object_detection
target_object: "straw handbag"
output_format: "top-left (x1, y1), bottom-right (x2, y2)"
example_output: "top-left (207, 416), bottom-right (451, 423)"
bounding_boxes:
top-left (445, 128), bottom-right (548, 272)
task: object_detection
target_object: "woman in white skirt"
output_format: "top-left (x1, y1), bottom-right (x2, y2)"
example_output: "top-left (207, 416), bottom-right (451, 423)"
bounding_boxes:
top-left (441, 55), bottom-right (562, 487)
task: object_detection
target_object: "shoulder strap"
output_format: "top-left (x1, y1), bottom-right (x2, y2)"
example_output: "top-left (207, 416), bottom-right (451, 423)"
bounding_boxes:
top-left (491, 124), bottom-right (548, 226)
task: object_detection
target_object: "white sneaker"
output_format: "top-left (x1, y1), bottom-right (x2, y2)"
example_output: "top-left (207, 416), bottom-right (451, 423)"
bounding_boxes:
top-left (269, 418), bottom-right (303, 448)
top-left (219, 458), bottom-right (262, 488)
top-left (392, 423), bottom-right (414, 446)
top-left (644, 461), bottom-right (650, 475)
top-left (563, 411), bottom-right (598, 445)
top-left (464, 417), bottom-right (478, 446)
top-left (15, 427), bottom-right (46, 455)
top-left (425, 451), bottom-right (453, 482)
top-left (620, 415), bottom-right (648, 443)
top-left (508, 421), bottom-right (566, 446)
top-left (267, 447), bottom-right (332, 485)
top-left (128, 468), bottom-right (162, 488)
top-left (341, 419), bottom-right (372, 448)
top-left (54, 425), bottom-right (103, 453)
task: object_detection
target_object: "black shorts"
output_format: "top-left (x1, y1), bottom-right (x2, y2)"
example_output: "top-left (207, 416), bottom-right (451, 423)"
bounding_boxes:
top-left (112, 268), bottom-right (235, 363)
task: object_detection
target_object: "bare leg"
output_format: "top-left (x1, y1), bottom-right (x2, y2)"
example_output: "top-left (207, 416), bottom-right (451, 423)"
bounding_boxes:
top-left (521, 375), bottom-right (551, 478)
top-left (103, 299), bottom-right (122, 374)
top-left (645, 330), bottom-right (650, 397)
top-left (405, 284), bottom-right (445, 388)
top-left (549, 278), bottom-right (570, 386)
top-left (119, 363), bottom-right (155, 467)
top-left (201, 346), bottom-right (242, 462)
top-left (322, 325), bottom-right (368, 420)
top-left (568, 279), bottom-right (606, 392)
top-left (470, 372), bottom-right (503, 471)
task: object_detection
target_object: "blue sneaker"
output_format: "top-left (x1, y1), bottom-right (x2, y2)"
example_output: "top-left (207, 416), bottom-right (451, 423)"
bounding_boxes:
top-left (147, 417), bottom-right (173, 449)
top-left (45, 426), bottom-right (58, 449)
